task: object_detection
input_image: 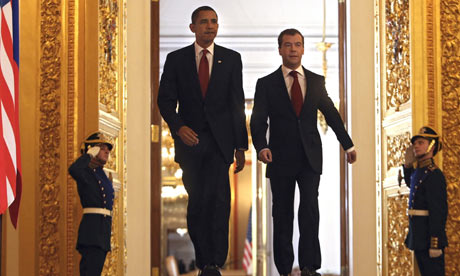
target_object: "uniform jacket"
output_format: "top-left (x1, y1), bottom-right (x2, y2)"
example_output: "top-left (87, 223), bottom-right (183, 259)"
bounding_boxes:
top-left (69, 154), bottom-right (114, 252)
top-left (157, 43), bottom-right (248, 165)
top-left (403, 159), bottom-right (448, 250)
top-left (250, 66), bottom-right (353, 176)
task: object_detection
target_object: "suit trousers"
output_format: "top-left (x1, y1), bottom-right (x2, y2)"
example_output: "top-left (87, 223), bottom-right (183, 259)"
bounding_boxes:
top-left (179, 131), bottom-right (231, 269)
top-left (415, 250), bottom-right (445, 276)
top-left (78, 246), bottom-right (108, 276)
top-left (269, 158), bottom-right (321, 274)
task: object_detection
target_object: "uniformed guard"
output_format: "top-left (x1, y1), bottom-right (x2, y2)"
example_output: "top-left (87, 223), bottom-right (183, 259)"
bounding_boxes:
top-left (403, 126), bottom-right (447, 276)
top-left (69, 132), bottom-right (115, 276)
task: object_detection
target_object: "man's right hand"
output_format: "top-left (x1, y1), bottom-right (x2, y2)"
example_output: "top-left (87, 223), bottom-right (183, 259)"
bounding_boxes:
top-left (258, 149), bottom-right (272, 164)
top-left (404, 145), bottom-right (415, 168)
top-left (177, 126), bottom-right (199, 146)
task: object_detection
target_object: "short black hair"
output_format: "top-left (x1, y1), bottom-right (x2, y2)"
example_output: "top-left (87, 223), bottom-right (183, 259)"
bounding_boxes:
top-left (191, 6), bottom-right (217, 24)
top-left (278, 28), bottom-right (305, 48)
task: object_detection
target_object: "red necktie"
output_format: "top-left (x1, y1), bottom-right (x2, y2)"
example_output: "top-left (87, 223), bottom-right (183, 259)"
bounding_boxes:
top-left (198, 49), bottom-right (209, 97)
top-left (289, 70), bottom-right (303, 117)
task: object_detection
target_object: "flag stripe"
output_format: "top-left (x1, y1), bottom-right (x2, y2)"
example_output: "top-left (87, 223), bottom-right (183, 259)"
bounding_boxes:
top-left (0, 0), bottom-right (21, 227)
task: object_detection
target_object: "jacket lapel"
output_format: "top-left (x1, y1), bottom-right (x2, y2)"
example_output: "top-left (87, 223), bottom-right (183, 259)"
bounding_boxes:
top-left (205, 44), bottom-right (222, 100)
top-left (274, 67), bottom-right (300, 118)
top-left (186, 44), bottom-right (204, 101)
top-left (299, 67), bottom-right (318, 117)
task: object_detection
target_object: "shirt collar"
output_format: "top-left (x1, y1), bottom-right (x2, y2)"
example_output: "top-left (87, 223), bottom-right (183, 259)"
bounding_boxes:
top-left (194, 42), bottom-right (215, 57)
top-left (282, 65), bottom-right (304, 79)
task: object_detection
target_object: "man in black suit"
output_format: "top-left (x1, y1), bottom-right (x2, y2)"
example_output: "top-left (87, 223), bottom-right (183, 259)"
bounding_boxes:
top-left (157, 6), bottom-right (248, 276)
top-left (250, 29), bottom-right (357, 276)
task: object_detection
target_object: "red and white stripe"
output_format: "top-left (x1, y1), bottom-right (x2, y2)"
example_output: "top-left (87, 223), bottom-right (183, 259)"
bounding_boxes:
top-left (242, 239), bottom-right (252, 274)
top-left (0, 0), bottom-right (21, 225)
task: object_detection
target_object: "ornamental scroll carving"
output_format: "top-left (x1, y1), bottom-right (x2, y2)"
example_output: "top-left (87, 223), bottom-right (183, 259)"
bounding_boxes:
top-left (386, 132), bottom-right (411, 171)
top-left (99, 0), bottom-right (119, 113)
top-left (39, 0), bottom-right (62, 275)
top-left (441, 0), bottom-right (460, 274)
top-left (387, 195), bottom-right (412, 275)
top-left (104, 135), bottom-right (117, 172)
top-left (385, 0), bottom-right (410, 111)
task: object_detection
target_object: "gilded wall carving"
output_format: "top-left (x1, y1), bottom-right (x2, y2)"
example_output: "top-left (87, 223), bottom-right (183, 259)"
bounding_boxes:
top-left (387, 194), bottom-right (412, 275)
top-left (104, 135), bottom-right (118, 171)
top-left (102, 195), bottom-right (120, 275)
top-left (99, 0), bottom-right (119, 113)
top-left (440, 0), bottom-right (460, 274)
top-left (385, 0), bottom-right (410, 111)
top-left (39, 0), bottom-right (61, 275)
top-left (66, 0), bottom-right (76, 275)
top-left (386, 132), bottom-right (411, 171)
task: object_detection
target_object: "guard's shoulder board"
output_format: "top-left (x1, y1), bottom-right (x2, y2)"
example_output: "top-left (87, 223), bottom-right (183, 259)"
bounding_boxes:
top-left (427, 163), bottom-right (438, 172)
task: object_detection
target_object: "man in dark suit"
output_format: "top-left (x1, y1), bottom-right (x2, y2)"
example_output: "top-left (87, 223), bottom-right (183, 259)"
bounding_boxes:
top-left (250, 29), bottom-right (357, 276)
top-left (403, 126), bottom-right (447, 276)
top-left (69, 132), bottom-right (114, 276)
top-left (157, 6), bottom-right (248, 276)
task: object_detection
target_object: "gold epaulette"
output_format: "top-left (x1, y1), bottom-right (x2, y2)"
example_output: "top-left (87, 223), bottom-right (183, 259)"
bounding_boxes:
top-left (427, 163), bottom-right (438, 172)
top-left (431, 236), bottom-right (439, 249)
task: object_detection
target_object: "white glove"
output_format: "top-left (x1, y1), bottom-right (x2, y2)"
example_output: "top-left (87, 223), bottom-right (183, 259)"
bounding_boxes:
top-left (429, 248), bottom-right (442, 258)
top-left (404, 145), bottom-right (415, 167)
top-left (87, 146), bottom-right (100, 158)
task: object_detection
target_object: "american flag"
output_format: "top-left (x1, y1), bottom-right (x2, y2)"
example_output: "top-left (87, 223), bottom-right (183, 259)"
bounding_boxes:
top-left (242, 207), bottom-right (252, 275)
top-left (0, 0), bottom-right (21, 228)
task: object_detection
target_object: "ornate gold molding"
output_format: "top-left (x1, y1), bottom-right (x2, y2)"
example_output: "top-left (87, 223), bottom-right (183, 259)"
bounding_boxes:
top-left (39, 0), bottom-right (62, 275)
top-left (386, 132), bottom-right (411, 171)
top-left (99, 0), bottom-right (120, 114)
top-left (426, 0), bottom-right (436, 126)
top-left (385, 0), bottom-right (410, 111)
top-left (386, 194), bottom-right (412, 275)
top-left (66, 0), bottom-right (76, 275)
top-left (102, 196), bottom-right (120, 275)
top-left (440, 0), bottom-right (460, 274)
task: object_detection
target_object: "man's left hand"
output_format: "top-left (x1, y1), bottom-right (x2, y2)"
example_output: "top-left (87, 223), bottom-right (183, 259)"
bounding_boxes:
top-left (429, 248), bottom-right (442, 258)
top-left (234, 150), bottom-right (245, 173)
top-left (347, 150), bottom-right (357, 164)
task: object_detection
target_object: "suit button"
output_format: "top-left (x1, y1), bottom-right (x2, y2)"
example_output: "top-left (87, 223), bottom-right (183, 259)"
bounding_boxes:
top-left (101, 187), bottom-right (104, 191)
top-left (419, 180), bottom-right (422, 183)
top-left (103, 194), bottom-right (106, 198)
top-left (98, 180), bottom-right (102, 184)
top-left (104, 201), bottom-right (107, 204)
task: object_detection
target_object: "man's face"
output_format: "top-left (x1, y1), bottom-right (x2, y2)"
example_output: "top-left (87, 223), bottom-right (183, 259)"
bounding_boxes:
top-left (279, 34), bottom-right (304, 70)
top-left (189, 10), bottom-right (218, 48)
top-left (96, 144), bottom-right (110, 164)
top-left (412, 138), bottom-right (432, 158)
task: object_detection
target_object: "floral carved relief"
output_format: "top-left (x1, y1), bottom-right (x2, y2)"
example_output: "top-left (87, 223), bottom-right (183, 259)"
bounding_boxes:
top-left (387, 195), bottom-right (412, 275)
top-left (386, 132), bottom-right (411, 171)
top-left (99, 0), bottom-right (119, 113)
top-left (385, 0), bottom-right (410, 111)
top-left (441, 1), bottom-right (460, 274)
top-left (39, 0), bottom-right (62, 275)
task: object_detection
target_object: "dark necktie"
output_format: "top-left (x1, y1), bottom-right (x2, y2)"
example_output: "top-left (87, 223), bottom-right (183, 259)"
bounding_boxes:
top-left (289, 70), bottom-right (303, 117)
top-left (198, 49), bottom-right (209, 97)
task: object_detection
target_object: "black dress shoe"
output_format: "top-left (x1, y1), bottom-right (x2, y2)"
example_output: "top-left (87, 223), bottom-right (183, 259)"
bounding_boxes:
top-left (202, 265), bottom-right (222, 276)
top-left (301, 267), bottom-right (321, 276)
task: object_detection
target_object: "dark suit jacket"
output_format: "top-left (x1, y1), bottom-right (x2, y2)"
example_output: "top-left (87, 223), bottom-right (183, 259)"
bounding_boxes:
top-left (69, 154), bottom-right (112, 252)
top-left (250, 66), bottom-right (353, 175)
top-left (158, 44), bottom-right (248, 164)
